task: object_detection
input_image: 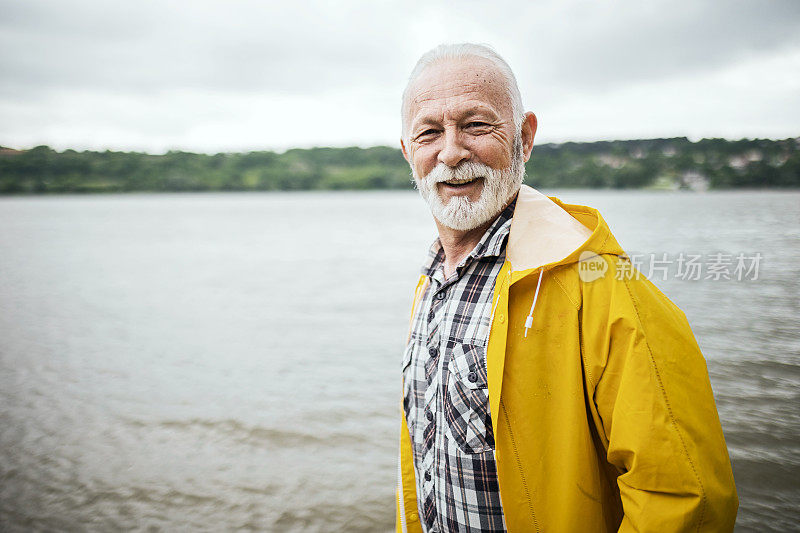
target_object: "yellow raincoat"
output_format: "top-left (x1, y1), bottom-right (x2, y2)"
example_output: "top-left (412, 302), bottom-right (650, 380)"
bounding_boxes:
top-left (397, 185), bottom-right (738, 532)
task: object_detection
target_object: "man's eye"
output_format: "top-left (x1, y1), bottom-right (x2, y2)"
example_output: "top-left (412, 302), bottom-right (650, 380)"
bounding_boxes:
top-left (416, 129), bottom-right (439, 140)
top-left (466, 122), bottom-right (490, 128)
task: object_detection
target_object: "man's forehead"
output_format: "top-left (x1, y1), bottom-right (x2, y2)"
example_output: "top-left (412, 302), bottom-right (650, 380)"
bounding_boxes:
top-left (406, 57), bottom-right (512, 123)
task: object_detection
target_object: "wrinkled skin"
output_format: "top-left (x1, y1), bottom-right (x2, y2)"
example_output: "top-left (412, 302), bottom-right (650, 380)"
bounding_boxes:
top-left (401, 56), bottom-right (538, 276)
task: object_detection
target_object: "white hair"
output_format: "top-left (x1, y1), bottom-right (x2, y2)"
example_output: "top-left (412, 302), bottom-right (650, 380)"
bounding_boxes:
top-left (401, 43), bottom-right (525, 141)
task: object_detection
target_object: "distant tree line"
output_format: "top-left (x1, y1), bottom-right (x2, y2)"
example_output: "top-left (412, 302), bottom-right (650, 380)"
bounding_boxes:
top-left (0, 137), bottom-right (798, 194)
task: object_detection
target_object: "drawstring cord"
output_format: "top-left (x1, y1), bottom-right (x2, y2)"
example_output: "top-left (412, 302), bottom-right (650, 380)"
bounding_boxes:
top-left (523, 269), bottom-right (545, 338)
top-left (490, 267), bottom-right (545, 338)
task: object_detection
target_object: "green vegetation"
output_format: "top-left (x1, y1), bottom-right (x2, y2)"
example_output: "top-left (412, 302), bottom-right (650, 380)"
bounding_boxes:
top-left (1, 137), bottom-right (798, 194)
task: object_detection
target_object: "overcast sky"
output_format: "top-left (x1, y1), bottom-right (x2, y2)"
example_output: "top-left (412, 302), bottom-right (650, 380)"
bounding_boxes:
top-left (1, 0), bottom-right (799, 153)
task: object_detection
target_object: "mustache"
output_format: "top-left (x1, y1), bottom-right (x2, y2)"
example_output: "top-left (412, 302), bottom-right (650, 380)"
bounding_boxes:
top-left (424, 161), bottom-right (493, 183)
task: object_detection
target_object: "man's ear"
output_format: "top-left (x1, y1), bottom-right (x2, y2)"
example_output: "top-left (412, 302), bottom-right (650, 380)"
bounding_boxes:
top-left (400, 138), bottom-right (410, 163)
top-left (521, 112), bottom-right (538, 162)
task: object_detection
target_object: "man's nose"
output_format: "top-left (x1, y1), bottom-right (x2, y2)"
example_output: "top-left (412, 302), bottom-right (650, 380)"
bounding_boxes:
top-left (437, 129), bottom-right (471, 168)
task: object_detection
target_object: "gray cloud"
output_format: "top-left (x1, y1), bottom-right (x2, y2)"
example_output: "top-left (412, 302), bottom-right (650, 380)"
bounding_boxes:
top-left (443, 0), bottom-right (800, 96)
top-left (0, 0), bottom-right (409, 98)
top-left (538, 0), bottom-right (800, 90)
top-left (0, 0), bottom-right (797, 151)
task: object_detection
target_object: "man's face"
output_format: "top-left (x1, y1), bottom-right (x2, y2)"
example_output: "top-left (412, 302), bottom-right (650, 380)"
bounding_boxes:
top-left (402, 57), bottom-right (524, 231)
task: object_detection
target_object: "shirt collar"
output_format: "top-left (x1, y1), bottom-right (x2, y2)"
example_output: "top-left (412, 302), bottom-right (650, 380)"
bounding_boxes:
top-left (421, 196), bottom-right (517, 278)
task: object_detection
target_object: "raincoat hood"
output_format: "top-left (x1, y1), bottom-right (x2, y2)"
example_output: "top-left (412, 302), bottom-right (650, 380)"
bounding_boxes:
top-left (506, 184), bottom-right (624, 276)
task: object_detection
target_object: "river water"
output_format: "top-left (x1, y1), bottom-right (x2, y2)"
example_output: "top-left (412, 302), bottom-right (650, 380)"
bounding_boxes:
top-left (0, 190), bottom-right (798, 532)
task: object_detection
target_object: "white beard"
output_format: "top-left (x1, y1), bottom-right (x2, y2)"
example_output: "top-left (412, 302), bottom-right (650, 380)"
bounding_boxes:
top-left (413, 135), bottom-right (525, 231)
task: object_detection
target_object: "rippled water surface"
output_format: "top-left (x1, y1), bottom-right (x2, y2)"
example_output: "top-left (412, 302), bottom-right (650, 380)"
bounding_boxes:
top-left (1, 190), bottom-right (798, 532)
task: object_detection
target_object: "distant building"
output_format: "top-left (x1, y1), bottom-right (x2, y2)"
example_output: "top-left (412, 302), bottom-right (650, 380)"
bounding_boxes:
top-left (728, 150), bottom-right (763, 169)
top-left (680, 170), bottom-right (709, 192)
top-left (596, 154), bottom-right (626, 169)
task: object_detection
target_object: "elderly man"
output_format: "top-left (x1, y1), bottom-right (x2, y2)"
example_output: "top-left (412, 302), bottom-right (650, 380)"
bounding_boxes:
top-left (395, 44), bottom-right (738, 533)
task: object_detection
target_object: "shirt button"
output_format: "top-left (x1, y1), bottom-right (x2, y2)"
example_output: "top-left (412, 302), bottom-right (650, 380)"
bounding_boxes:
top-left (435, 291), bottom-right (446, 300)
top-left (467, 371), bottom-right (478, 382)
top-left (426, 411), bottom-right (434, 421)
top-left (409, 512), bottom-right (418, 522)
top-left (429, 347), bottom-right (438, 357)
top-left (424, 471), bottom-right (432, 481)
top-left (498, 313), bottom-right (505, 323)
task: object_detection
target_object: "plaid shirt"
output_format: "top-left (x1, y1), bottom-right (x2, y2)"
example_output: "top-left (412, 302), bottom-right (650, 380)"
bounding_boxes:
top-left (402, 200), bottom-right (516, 533)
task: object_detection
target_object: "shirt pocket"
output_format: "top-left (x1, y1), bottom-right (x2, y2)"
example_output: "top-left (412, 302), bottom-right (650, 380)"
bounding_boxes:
top-left (444, 343), bottom-right (495, 454)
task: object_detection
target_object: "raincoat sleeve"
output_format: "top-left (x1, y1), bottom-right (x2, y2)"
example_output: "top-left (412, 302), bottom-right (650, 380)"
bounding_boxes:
top-left (581, 255), bottom-right (738, 532)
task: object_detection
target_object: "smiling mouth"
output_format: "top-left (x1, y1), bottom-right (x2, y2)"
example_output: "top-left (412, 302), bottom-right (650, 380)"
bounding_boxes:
top-left (441, 176), bottom-right (482, 188)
